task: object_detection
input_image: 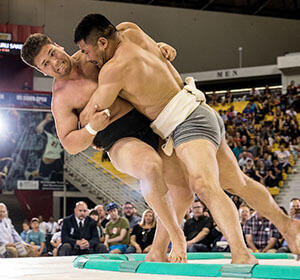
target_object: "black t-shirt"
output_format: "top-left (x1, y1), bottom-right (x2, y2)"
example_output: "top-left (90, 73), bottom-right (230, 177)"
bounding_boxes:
top-left (183, 216), bottom-right (213, 246)
top-left (101, 218), bottom-right (110, 229)
top-left (131, 224), bottom-right (156, 251)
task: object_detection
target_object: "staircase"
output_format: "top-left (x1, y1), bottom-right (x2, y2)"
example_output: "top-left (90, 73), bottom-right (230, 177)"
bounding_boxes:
top-left (276, 159), bottom-right (300, 211)
top-left (64, 149), bottom-right (148, 215)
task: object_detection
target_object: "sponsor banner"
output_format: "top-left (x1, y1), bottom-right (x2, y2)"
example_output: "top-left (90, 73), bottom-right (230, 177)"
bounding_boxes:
top-left (17, 180), bottom-right (39, 190)
top-left (0, 91), bottom-right (52, 110)
top-left (0, 40), bottom-right (23, 55)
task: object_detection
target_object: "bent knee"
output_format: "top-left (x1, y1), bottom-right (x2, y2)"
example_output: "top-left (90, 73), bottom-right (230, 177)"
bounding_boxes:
top-left (139, 155), bottom-right (163, 178)
top-left (190, 175), bottom-right (218, 198)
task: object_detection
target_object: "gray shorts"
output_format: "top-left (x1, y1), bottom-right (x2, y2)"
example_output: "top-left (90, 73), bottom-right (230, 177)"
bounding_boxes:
top-left (172, 104), bottom-right (225, 148)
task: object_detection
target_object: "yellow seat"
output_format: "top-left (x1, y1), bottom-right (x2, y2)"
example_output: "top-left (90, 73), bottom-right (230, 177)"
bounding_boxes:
top-left (268, 187), bottom-right (279, 196)
top-left (278, 181), bottom-right (283, 188)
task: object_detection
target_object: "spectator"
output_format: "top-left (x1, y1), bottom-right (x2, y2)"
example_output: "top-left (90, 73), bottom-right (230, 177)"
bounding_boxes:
top-left (95, 204), bottom-right (110, 229)
top-left (244, 212), bottom-right (280, 253)
top-left (46, 216), bottom-right (58, 252)
top-left (239, 204), bottom-right (251, 227)
top-left (22, 81), bottom-right (32, 90)
top-left (233, 141), bottom-right (243, 160)
top-left (50, 218), bottom-right (63, 256)
top-left (105, 203), bottom-right (130, 254)
top-left (255, 161), bottom-right (268, 185)
top-left (26, 217), bottom-right (46, 256)
top-left (0, 203), bottom-right (34, 258)
top-left (275, 145), bottom-right (291, 173)
top-left (123, 202), bottom-right (141, 230)
top-left (38, 215), bottom-right (48, 235)
top-left (242, 159), bottom-right (255, 179)
top-left (248, 139), bottom-right (260, 160)
top-left (126, 209), bottom-right (156, 254)
top-left (59, 201), bottom-right (107, 256)
top-left (277, 198), bottom-right (300, 253)
top-left (238, 152), bottom-right (253, 169)
top-left (183, 200), bottom-right (213, 252)
top-left (89, 209), bottom-right (103, 240)
top-left (20, 221), bottom-right (30, 242)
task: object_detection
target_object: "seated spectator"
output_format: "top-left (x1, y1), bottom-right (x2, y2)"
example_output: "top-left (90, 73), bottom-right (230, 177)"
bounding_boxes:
top-left (255, 161), bottom-right (268, 185)
top-left (264, 111), bottom-right (274, 126)
top-left (46, 216), bottom-right (58, 253)
top-left (183, 200), bottom-right (213, 252)
top-left (244, 211), bottom-right (280, 253)
top-left (210, 91), bottom-right (219, 106)
top-left (105, 203), bottom-right (130, 254)
top-left (242, 159), bottom-right (255, 179)
top-left (50, 218), bottom-right (63, 256)
top-left (0, 203), bottom-right (34, 258)
top-left (126, 209), bottom-right (156, 254)
top-left (26, 217), bottom-right (47, 256)
top-left (38, 215), bottom-right (48, 236)
top-left (277, 198), bottom-right (300, 253)
top-left (123, 202), bottom-right (141, 230)
top-left (95, 204), bottom-right (110, 229)
top-left (222, 89), bottom-right (232, 105)
top-left (233, 141), bottom-right (243, 160)
top-left (248, 139), bottom-right (260, 160)
top-left (89, 209), bottom-right (103, 240)
top-left (275, 145), bottom-right (291, 173)
top-left (242, 103), bottom-right (253, 116)
top-left (20, 221), bottom-right (30, 242)
top-left (239, 152), bottom-right (253, 169)
top-left (59, 201), bottom-right (107, 256)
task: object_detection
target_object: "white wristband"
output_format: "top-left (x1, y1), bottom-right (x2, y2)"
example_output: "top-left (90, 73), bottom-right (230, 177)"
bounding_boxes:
top-left (104, 109), bottom-right (110, 118)
top-left (85, 123), bottom-right (97, 135)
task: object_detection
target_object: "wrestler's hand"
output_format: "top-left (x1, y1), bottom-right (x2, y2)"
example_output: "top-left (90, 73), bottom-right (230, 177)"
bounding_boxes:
top-left (80, 105), bottom-right (110, 132)
top-left (158, 42), bottom-right (177, 62)
top-left (88, 109), bottom-right (110, 132)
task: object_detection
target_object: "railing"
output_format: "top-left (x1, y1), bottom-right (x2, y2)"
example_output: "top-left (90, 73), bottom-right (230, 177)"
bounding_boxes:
top-left (64, 151), bottom-right (148, 215)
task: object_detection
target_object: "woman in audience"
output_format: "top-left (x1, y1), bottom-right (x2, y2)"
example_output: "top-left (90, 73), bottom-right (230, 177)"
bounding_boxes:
top-left (125, 209), bottom-right (156, 254)
top-left (89, 209), bottom-right (103, 241)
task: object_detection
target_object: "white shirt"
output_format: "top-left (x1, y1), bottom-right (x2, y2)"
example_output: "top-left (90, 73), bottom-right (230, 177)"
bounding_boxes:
top-left (47, 221), bottom-right (59, 235)
top-left (75, 216), bottom-right (85, 228)
top-left (39, 221), bottom-right (48, 234)
top-left (0, 218), bottom-right (23, 245)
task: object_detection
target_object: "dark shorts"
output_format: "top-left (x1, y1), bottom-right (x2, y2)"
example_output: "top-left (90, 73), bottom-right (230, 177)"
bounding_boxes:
top-left (93, 109), bottom-right (159, 152)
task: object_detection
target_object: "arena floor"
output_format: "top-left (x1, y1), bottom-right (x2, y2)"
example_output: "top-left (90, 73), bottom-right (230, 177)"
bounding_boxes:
top-left (0, 256), bottom-right (299, 280)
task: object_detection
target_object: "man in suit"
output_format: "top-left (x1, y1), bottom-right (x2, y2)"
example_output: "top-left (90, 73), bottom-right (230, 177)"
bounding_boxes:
top-left (58, 201), bottom-right (107, 256)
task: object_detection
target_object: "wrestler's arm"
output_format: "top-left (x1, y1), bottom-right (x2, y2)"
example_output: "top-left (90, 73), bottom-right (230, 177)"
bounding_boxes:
top-left (117, 22), bottom-right (177, 61)
top-left (79, 65), bottom-right (124, 126)
top-left (52, 94), bottom-right (109, 154)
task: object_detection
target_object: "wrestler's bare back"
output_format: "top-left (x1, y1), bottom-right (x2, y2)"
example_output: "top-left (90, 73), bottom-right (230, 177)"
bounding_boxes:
top-left (80, 23), bottom-right (184, 123)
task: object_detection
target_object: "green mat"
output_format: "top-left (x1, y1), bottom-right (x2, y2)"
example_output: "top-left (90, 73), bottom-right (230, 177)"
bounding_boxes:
top-left (73, 253), bottom-right (299, 279)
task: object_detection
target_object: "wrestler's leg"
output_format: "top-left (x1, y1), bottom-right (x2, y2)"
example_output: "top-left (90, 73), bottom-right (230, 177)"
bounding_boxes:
top-left (175, 139), bottom-right (257, 264)
top-left (217, 138), bottom-right (300, 256)
top-left (109, 137), bottom-right (187, 263)
top-left (146, 147), bottom-right (194, 262)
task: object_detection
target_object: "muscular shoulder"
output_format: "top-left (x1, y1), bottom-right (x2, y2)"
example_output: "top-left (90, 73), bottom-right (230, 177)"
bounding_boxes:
top-left (117, 22), bottom-right (140, 32)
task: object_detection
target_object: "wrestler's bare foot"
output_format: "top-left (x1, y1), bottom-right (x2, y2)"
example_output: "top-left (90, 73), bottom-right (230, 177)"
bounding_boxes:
top-left (281, 218), bottom-right (300, 257)
top-left (231, 251), bottom-right (258, 264)
top-left (168, 234), bottom-right (187, 263)
top-left (145, 250), bottom-right (169, 262)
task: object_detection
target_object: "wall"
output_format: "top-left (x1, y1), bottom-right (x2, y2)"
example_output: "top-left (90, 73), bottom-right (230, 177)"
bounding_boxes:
top-left (1, 0), bottom-right (300, 73)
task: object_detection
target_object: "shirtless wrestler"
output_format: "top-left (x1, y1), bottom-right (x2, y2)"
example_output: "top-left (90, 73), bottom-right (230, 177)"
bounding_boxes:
top-left (21, 32), bottom-right (194, 263)
top-left (75, 14), bottom-right (300, 263)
